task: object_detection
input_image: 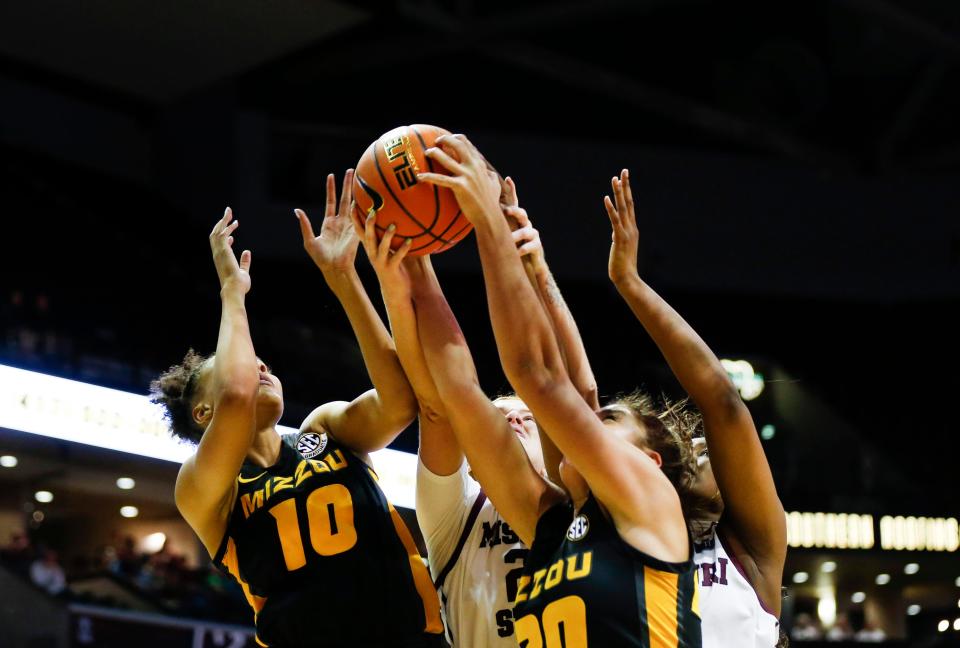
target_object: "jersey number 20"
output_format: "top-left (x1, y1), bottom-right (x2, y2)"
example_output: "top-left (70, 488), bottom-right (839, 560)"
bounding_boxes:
top-left (268, 484), bottom-right (357, 570)
top-left (515, 595), bottom-right (587, 648)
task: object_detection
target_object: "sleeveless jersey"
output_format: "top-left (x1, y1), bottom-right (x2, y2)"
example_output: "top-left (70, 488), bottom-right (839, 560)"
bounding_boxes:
top-left (692, 523), bottom-right (779, 648)
top-left (213, 433), bottom-right (442, 648)
top-left (416, 460), bottom-right (527, 647)
top-left (513, 495), bottom-right (701, 648)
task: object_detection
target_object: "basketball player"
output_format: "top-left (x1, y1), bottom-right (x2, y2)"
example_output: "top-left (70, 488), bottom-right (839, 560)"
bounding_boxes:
top-left (353, 176), bottom-right (598, 647)
top-left (418, 136), bottom-right (701, 647)
top-left (603, 169), bottom-right (786, 648)
top-left (149, 170), bottom-right (442, 648)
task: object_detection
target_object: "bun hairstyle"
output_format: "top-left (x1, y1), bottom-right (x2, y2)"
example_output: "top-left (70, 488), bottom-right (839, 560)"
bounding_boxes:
top-left (149, 349), bottom-right (209, 443)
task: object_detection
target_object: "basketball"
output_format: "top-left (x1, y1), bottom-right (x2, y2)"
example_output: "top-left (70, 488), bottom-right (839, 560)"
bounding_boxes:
top-left (353, 124), bottom-right (473, 256)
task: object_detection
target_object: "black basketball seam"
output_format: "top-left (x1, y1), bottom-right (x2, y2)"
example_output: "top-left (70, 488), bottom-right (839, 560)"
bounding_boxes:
top-left (410, 126), bottom-right (442, 232)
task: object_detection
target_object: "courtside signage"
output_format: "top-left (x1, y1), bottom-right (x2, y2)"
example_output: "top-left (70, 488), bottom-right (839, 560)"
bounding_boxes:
top-left (0, 364), bottom-right (416, 508)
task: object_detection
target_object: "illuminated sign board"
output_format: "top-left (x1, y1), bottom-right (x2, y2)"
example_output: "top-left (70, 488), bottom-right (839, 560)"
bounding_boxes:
top-left (0, 364), bottom-right (417, 508)
top-left (787, 511), bottom-right (959, 552)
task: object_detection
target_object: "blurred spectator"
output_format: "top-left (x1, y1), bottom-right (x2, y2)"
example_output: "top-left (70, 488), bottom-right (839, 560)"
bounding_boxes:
top-left (791, 612), bottom-right (824, 641)
top-left (826, 612), bottom-right (854, 641)
top-left (0, 530), bottom-right (35, 575)
top-left (30, 548), bottom-right (67, 596)
top-left (854, 620), bottom-right (886, 642)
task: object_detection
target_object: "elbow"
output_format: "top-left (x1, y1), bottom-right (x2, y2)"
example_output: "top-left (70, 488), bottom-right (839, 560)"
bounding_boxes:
top-left (503, 353), bottom-right (567, 400)
top-left (214, 373), bottom-right (259, 405)
top-left (382, 389), bottom-right (419, 431)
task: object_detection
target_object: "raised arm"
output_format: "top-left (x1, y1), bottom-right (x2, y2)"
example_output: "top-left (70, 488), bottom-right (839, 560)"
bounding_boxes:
top-left (354, 210), bottom-right (462, 476)
top-left (296, 171), bottom-right (417, 457)
top-left (604, 169), bottom-right (786, 581)
top-left (500, 177), bottom-right (599, 490)
top-left (419, 138), bottom-right (685, 560)
top-left (175, 209), bottom-right (259, 551)
top-left (408, 251), bottom-right (562, 546)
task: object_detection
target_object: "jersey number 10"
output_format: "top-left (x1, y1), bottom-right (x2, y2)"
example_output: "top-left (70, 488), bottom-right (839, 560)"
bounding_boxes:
top-left (268, 484), bottom-right (358, 570)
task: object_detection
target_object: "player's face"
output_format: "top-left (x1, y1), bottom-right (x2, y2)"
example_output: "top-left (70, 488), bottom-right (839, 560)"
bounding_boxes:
top-left (494, 397), bottom-right (545, 474)
top-left (690, 436), bottom-right (722, 507)
top-left (194, 357), bottom-right (284, 429)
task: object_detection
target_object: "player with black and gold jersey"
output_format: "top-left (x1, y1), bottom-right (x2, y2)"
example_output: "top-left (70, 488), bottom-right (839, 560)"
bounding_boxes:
top-left (416, 136), bottom-right (702, 647)
top-left (150, 171), bottom-right (442, 648)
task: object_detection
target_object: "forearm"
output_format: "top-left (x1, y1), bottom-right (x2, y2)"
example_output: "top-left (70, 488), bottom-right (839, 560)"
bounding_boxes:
top-left (473, 217), bottom-right (566, 389)
top-left (532, 265), bottom-right (599, 409)
top-left (325, 270), bottom-right (416, 420)
top-left (212, 291), bottom-right (258, 397)
top-left (614, 274), bottom-right (738, 412)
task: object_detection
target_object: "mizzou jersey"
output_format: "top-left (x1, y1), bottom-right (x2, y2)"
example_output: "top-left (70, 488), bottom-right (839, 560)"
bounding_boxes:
top-left (512, 494), bottom-right (701, 648)
top-left (213, 432), bottom-right (442, 648)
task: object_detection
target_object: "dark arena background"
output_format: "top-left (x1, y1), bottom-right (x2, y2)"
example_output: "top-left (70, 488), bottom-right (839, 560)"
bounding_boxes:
top-left (1, 1), bottom-right (959, 647)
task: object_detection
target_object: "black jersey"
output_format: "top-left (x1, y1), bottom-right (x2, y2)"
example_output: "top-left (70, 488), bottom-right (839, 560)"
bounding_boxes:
top-left (213, 432), bottom-right (443, 648)
top-left (512, 494), bottom-right (701, 648)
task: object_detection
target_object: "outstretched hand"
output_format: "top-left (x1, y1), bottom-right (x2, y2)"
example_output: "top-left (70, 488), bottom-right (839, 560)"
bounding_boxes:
top-left (297, 170), bottom-right (358, 279)
top-left (418, 135), bottom-right (502, 226)
top-left (604, 168), bottom-right (640, 286)
top-left (209, 207), bottom-right (252, 296)
top-left (356, 208), bottom-right (414, 301)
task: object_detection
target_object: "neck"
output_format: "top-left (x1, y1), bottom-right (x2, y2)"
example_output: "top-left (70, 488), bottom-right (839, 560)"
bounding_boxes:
top-left (246, 427), bottom-right (282, 468)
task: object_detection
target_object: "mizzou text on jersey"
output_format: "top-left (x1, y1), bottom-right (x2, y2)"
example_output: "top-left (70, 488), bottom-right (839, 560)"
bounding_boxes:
top-left (214, 433), bottom-right (442, 647)
top-left (512, 495), bottom-right (701, 648)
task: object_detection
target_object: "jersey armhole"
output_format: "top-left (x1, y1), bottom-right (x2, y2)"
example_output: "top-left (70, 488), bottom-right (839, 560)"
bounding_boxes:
top-left (715, 524), bottom-right (780, 619)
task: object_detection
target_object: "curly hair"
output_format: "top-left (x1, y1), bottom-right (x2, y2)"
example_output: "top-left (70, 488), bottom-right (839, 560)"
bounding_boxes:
top-left (607, 389), bottom-right (706, 522)
top-left (149, 349), bottom-right (210, 444)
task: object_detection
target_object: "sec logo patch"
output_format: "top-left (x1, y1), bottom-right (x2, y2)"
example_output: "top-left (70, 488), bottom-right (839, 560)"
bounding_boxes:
top-left (296, 431), bottom-right (327, 459)
top-left (567, 514), bottom-right (590, 541)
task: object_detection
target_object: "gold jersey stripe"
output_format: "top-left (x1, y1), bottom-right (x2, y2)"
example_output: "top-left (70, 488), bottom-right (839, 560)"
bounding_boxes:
top-left (643, 566), bottom-right (680, 648)
top-left (222, 537), bottom-right (269, 645)
top-left (387, 504), bottom-right (443, 634)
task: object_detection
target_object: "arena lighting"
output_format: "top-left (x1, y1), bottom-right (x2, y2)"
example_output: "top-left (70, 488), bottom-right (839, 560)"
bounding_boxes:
top-left (905, 562), bottom-right (920, 575)
top-left (821, 561), bottom-right (837, 573)
top-left (141, 532), bottom-right (166, 553)
top-left (786, 511), bottom-right (876, 550)
top-left (792, 571), bottom-right (809, 584)
top-left (851, 592), bottom-right (866, 603)
top-left (954, 618), bottom-right (960, 631)
top-left (956, 577), bottom-right (960, 587)
top-left (760, 424), bottom-right (776, 440)
top-left (116, 477), bottom-right (135, 490)
top-left (816, 590), bottom-right (836, 627)
top-left (720, 359), bottom-right (764, 400)
top-left (0, 364), bottom-right (417, 509)
top-left (880, 516), bottom-right (960, 551)
top-left (120, 506), bottom-right (139, 518)
top-left (875, 573), bottom-right (891, 585)
top-left (938, 620), bottom-right (949, 632)
top-left (907, 605), bottom-right (921, 616)
top-left (34, 490), bottom-right (53, 503)
top-left (0, 455), bottom-right (17, 468)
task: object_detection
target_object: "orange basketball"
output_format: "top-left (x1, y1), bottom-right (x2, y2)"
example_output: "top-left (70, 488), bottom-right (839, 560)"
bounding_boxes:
top-left (353, 124), bottom-right (472, 256)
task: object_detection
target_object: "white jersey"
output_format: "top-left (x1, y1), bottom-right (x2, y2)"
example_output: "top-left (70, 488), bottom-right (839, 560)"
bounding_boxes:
top-left (693, 523), bottom-right (780, 648)
top-left (416, 459), bottom-right (526, 648)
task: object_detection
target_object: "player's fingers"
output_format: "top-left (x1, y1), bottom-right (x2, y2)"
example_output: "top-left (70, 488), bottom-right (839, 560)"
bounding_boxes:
top-left (226, 236), bottom-right (234, 247)
top-left (435, 134), bottom-right (477, 165)
top-left (295, 209), bottom-right (315, 242)
top-left (503, 177), bottom-right (519, 207)
top-left (518, 240), bottom-right (541, 257)
top-left (423, 147), bottom-right (465, 176)
top-left (361, 211), bottom-right (378, 254)
top-left (324, 173), bottom-right (337, 217)
top-left (224, 220), bottom-right (240, 237)
top-left (503, 205), bottom-right (530, 227)
top-left (239, 250), bottom-right (252, 273)
top-left (417, 171), bottom-right (458, 188)
top-left (379, 224), bottom-right (397, 265)
top-left (390, 238), bottom-right (414, 268)
top-left (338, 169), bottom-right (354, 217)
top-left (604, 195), bottom-right (621, 229)
top-left (212, 207), bottom-right (232, 236)
top-left (512, 226), bottom-right (536, 245)
top-left (613, 177), bottom-right (629, 218)
top-left (621, 169), bottom-right (635, 220)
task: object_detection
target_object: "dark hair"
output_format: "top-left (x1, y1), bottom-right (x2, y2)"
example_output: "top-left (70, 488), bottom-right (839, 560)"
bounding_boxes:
top-left (149, 349), bottom-right (209, 443)
top-left (607, 390), bottom-right (705, 521)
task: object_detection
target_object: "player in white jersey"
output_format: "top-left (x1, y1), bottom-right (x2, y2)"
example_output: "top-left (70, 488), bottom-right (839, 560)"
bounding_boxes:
top-left (355, 177), bottom-right (598, 647)
top-left (604, 169), bottom-right (787, 648)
